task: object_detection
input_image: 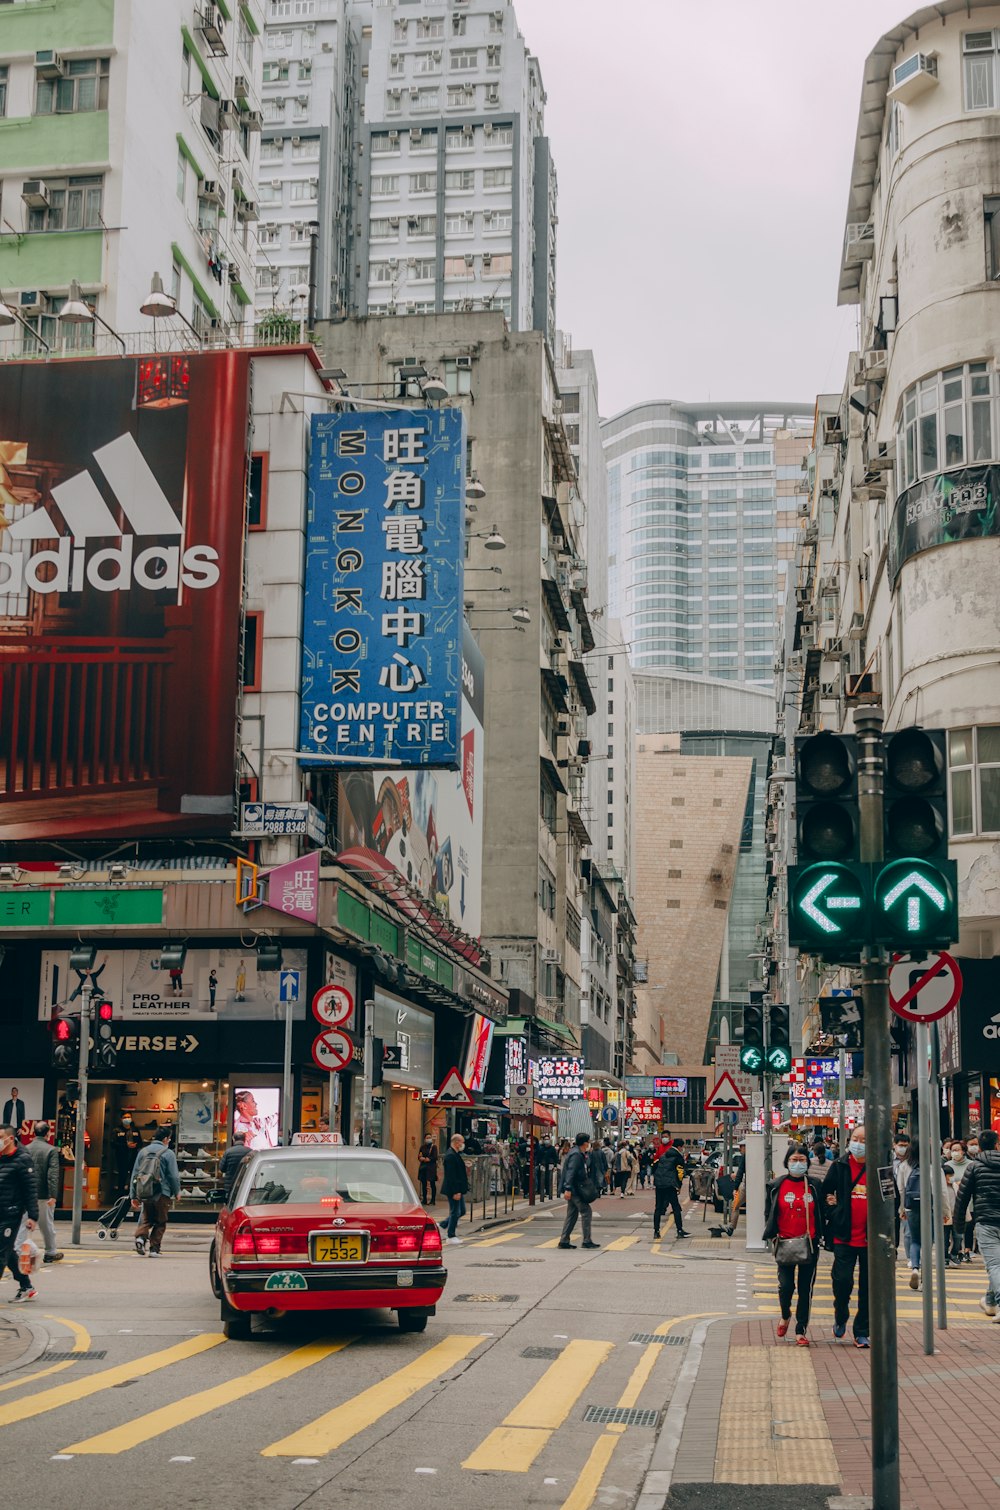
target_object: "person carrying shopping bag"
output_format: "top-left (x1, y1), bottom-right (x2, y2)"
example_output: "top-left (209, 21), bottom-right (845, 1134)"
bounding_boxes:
top-left (763, 1142), bottom-right (821, 1346)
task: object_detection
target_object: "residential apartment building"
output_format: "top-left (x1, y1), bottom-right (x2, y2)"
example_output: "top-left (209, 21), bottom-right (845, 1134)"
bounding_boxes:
top-left (356, 0), bottom-right (556, 338)
top-left (315, 311), bottom-right (593, 1059)
top-left (0, 1), bottom-right (263, 349)
top-left (602, 401), bottom-right (812, 685)
top-left (776, 0), bottom-right (1000, 1134)
top-left (256, 0), bottom-right (357, 321)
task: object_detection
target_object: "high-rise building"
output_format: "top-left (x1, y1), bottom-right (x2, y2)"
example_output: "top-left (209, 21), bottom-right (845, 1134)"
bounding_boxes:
top-left (0, 1), bottom-right (262, 349)
top-left (602, 402), bottom-right (812, 684)
top-left (356, 0), bottom-right (556, 338)
top-left (255, 0), bottom-right (358, 323)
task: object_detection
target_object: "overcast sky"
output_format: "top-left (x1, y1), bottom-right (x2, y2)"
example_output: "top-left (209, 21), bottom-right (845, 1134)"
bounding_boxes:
top-left (513, 0), bottom-right (911, 418)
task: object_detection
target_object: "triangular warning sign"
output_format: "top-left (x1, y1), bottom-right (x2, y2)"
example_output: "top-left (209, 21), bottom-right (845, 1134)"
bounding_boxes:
top-left (705, 1072), bottom-right (748, 1112)
top-left (431, 1066), bottom-right (474, 1107)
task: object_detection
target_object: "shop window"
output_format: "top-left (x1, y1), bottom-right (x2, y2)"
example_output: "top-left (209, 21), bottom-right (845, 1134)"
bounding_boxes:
top-left (247, 452), bottom-right (269, 530)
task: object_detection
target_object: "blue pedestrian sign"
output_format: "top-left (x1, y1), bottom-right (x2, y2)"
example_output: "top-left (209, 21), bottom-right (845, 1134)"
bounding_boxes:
top-left (279, 970), bottom-right (301, 1004)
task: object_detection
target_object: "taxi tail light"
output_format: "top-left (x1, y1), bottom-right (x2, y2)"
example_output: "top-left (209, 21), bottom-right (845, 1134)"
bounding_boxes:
top-left (255, 1234), bottom-right (281, 1254)
top-left (232, 1222), bottom-right (256, 1256)
top-left (420, 1223), bottom-right (442, 1255)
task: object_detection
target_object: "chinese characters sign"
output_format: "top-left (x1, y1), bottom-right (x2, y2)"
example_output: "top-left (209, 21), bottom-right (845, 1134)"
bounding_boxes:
top-left (301, 409), bottom-right (465, 767)
top-left (533, 1056), bottom-right (585, 1102)
top-left (263, 853), bottom-right (320, 925)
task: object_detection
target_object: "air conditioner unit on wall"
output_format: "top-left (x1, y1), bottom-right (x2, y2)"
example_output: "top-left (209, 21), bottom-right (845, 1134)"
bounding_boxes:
top-left (543, 949), bottom-right (562, 964)
top-left (889, 51), bottom-right (938, 104)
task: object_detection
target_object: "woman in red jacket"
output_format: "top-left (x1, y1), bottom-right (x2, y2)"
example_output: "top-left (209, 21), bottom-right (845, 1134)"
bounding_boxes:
top-left (762, 1142), bottom-right (821, 1345)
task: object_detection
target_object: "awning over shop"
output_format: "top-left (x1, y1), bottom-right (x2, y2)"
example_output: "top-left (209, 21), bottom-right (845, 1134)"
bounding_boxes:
top-left (533, 1101), bottom-right (556, 1126)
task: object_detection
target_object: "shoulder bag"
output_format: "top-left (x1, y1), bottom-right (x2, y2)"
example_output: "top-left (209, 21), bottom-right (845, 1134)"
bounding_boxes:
top-left (773, 1181), bottom-right (815, 1266)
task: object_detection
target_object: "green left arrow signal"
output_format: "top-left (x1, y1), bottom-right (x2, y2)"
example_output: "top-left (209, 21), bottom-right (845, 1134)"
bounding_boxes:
top-left (788, 862), bottom-right (869, 951)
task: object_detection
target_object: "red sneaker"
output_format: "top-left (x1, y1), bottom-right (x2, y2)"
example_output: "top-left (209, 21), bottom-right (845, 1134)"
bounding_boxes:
top-left (776, 1318), bottom-right (790, 1338)
top-left (796, 1335), bottom-right (811, 1347)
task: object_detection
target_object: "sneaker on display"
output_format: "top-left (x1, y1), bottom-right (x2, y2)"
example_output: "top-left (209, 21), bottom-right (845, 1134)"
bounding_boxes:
top-left (185, 1185), bottom-right (207, 1198)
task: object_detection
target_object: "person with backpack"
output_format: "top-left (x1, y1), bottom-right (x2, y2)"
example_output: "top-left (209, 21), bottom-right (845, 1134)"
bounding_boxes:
top-left (130, 1126), bottom-right (181, 1256)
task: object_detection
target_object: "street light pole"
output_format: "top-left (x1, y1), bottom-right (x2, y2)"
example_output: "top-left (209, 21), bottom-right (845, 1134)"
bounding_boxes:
top-left (854, 700), bottom-right (900, 1510)
top-left (916, 1021), bottom-right (935, 1354)
top-left (70, 981), bottom-right (92, 1247)
top-left (361, 997), bottom-right (375, 1147)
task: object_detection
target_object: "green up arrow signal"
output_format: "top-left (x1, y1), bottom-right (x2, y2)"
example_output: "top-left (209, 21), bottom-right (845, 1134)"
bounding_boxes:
top-left (873, 858), bottom-right (958, 949)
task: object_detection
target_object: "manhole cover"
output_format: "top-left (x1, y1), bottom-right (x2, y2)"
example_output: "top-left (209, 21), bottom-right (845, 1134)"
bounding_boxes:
top-left (454, 1293), bottom-right (519, 1303)
top-left (42, 1359), bottom-right (107, 1371)
top-left (630, 1333), bottom-right (687, 1346)
top-left (521, 1346), bottom-right (563, 1359)
top-left (583, 1405), bottom-right (660, 1428)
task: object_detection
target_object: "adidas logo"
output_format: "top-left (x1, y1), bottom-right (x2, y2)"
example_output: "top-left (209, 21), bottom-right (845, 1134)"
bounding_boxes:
top-left (0, 433), bottom-right (219, 595)
top-left (982, 1011), bottom-right (1000, 1039)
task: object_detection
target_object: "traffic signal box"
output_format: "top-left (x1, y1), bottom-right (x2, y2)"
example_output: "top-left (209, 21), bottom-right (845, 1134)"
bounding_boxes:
top-left (93, 998), bottom-right (117, 1070)
top-left (739, 996), bottom-right (765, 1075)
top-left (52, 1010), bottom-right (80, 1070)
top-left (766, 1004), bottom-right (792, 1074)
top-left (788, 727), bottom-right (958, 956)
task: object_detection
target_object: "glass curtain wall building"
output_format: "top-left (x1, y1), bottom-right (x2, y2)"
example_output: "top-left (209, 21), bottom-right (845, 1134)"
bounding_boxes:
top-left (602, 401), bottom-right (812, 684)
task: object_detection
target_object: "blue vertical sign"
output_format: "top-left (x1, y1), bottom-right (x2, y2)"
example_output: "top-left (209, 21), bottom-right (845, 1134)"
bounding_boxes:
top-left (300, 409), bottom-right (465, 767)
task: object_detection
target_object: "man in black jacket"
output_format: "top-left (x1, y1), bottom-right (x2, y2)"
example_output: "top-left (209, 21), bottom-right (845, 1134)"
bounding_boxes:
top-left (0, 1123), bottom-right (39, 1301)
top-left (220, 1132), bottom-right (254, 1204)
top-left (26, 1122), bottom-right (62, 1263)
top-left (535, 1137), bottom-right (558, 1201)
top-left (652, 1135), bottom-right (691, 1240)
top-left (821, 1127), bottom-right (870, 1347)
top-left (952, 1127), bottom-right (1000, 1320)
top-left (438, 1134), bottom-right (469, 1244)
top-left (559, 1132), bottom-right (599, 1249)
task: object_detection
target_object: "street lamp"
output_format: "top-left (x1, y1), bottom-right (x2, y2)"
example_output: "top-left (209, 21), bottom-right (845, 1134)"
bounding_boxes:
top-left (59, 279), bottom-right (126, 355)
top-left (419, 372), bottom-right (449, 402)
top-left (466, 473), bottom-right (486, 501)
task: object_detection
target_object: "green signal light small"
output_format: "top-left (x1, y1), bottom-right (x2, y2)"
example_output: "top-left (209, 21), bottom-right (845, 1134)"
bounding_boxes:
top-left (740, 1045), bottom-right (764, 1073)
top-left (767, 1045), bottom-right (793, 1074)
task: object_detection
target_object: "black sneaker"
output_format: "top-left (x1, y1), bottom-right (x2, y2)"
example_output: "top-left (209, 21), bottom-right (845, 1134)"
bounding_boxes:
top-left (652, 1231), bottom-right (661, 1240)
top-left (676, 1230), bottom-right (692, 1239)
top-left (134, 1236), bottom-right (147, 1256)
top-left (582, 1241), bottom-right (600, 1249)
top-left (43, 1252), bottom-right (64, 1264)
top-left (557, 1242), bottom-right (576, 1249)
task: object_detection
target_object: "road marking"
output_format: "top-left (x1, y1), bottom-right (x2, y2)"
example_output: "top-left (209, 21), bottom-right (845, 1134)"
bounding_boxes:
top-left (42, 1315), bottom-right (91, 1354)
top-left (262, 1334), bottom-right (485, 1458)
top-left (0, 1361), bottom-right (77, 1394)
top-left (463, 1338), bottom-right (613, 1473)
top-left (605, 1236), bottom-right (639, 1252)
top-left (538, 1238), bottom-right (562, 1249)
top-left (0, 1334), bottom-right (224, 1430)
top-left (468, 1232), bottom-right (520, 1248)
top-left (64, 1338), bottom-right (354, 1454)
top-left (650, 1241), bottom-right (662, 1256)
top-left (169, 1456), bottom-right (194, 1463)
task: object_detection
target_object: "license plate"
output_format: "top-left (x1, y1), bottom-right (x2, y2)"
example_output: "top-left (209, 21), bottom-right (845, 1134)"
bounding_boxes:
top-left (311, 1233), bottom-right (366, 1264)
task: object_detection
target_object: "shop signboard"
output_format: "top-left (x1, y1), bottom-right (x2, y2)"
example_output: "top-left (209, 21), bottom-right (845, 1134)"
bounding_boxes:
top-left (372, 989), bottom-right (434, 1091)
top-left (0, 353), bottom-right (250, 842)
top-left (625, 1097), bottom-right (662, 1119)
top-left (954, 958), bottom-right (1000, 1074)
top-left (533, 1056), bottom-right (585, 1102)
top-left (300, 407), bottom-right (466, 767)
top-left (504, 1036), bottom-right (527, 1099)
top-left (37, 946), bottom-right (308, 1022)
top-left (260, 852), bottom-right (320, 925)
top-left (241, 801), bottom-right (326, 842)
top-left (462, 1013), bottom-right (495, 1094)
top-left (888, 464), bottom-right (1000, 585)
top-left (335, 625), bottom-right (485, 938)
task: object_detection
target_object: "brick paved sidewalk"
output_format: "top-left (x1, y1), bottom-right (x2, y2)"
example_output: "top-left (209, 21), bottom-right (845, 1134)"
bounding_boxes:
top-left (734, 1316), bottom-right (1000, 1510)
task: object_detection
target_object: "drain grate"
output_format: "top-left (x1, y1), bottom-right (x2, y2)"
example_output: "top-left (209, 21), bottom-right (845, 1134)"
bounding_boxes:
top-left (521, 1346), bottom-right (563, 1359)
top-left (630, 1333), bottom-right (688, 1346)
top-left (42, 1359), bottom-right (107, 1371)
top-left (454, 1293), bottom-right (519, 1303)
top-left (583, 1405), bottom-right (660, 1428)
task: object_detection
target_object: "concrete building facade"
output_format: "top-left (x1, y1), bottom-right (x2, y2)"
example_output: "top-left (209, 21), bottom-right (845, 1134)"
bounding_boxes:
top-left (0, 0), bottom-right (262, 349)
top-left (602, 401), bottom-right (812, 685)
top-left (777, 0), bottom-right (1000, 1131)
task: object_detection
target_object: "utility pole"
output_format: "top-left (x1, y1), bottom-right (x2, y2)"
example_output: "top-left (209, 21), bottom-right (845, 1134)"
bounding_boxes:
top-left (854, 701), bottom-right (900, 1510)
top-left (838, 1047), bottom-right (848, 1151)
top-left (70, 979), bottom-right (93, 1247)
top-left (916, 1021), bottom-right (935, 1354)
top-left (361, 997), bottom-right (375, 1147)
top-left (931, 1023), bottom-right (948, 1331)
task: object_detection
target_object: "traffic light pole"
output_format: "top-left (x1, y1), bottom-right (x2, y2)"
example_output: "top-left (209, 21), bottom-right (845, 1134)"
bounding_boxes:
top-left (70, 982), bottom-right (92, 1247)
top-left (855, 701), bottom-right (900, 1510)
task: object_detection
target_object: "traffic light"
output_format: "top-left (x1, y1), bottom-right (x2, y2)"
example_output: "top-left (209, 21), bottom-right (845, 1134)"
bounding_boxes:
top-left (787, 860), bottom-right (869, 951)
top-left (93, 998), bottom-right (117, 1070)
top-left (883, 728), bottom-right (947, 861)
top-left (740, 995), bottom-right (765, 1075)
top-left (255, 939), bottom-right (283, 972)
top-left (52, 1010), bottom-right (81, 1070)
top-left (795, 733), bottom-right (860, 864)
top-left (766, 1004), bottom-right (792, 1074)
top-left (371, 1036), bottom-right (384, 1089)
top-left (876, 727), bottom-right (958, 948)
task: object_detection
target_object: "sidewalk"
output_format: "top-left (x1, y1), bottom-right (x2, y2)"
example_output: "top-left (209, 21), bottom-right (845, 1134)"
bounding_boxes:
top-left (647, 1305), bottom-right (1000, 1510)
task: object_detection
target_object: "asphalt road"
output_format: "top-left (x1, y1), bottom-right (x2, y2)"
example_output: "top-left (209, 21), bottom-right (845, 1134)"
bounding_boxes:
top-left (0, 1205), bottom-right (742, 1510)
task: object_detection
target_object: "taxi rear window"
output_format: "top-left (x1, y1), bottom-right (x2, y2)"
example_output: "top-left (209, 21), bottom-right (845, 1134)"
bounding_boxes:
top-left (245, 1157), bottom-right (411, 1205)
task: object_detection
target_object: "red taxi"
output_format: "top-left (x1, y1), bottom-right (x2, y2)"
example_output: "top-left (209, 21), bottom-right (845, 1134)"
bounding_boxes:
top-left (210, 1145), bottom-right (446, 1339)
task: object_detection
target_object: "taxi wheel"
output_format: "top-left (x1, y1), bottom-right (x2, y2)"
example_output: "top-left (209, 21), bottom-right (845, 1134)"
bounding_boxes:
top-left (221, 1301), bottom-right (252, 1341)
top-left (397, 1310), bottom-right (428, 1333)
top-left (209, 1242), bottom-right (222, 1299)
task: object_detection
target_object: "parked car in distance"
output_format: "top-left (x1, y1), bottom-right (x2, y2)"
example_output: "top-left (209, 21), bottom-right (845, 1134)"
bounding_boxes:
top-left (211, 1145), bottom-right (447, 1339)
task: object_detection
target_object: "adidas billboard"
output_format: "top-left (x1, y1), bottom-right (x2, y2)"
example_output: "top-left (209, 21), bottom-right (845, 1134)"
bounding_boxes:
top-left (0, 351), bottom-right (252, 842)
top-left (0, 433), bottom-right (219, 594)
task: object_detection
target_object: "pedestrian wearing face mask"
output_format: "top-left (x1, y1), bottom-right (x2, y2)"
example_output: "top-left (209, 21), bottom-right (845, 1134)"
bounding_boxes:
top-left (892, 1133), bottom-right (912, 1265)
top-left (822, 1126), bottom-right (870, 1348)
top-left (763, 1142), bottom-right (820, 1345)
top-left (946, 1140), bottom-right (973, 1263)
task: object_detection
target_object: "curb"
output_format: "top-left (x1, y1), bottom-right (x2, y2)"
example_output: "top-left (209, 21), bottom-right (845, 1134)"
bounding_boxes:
top-left (0, 1314), bottom-right (49, 1379)
top-left (635, 1315), bottom-right (736, 1510)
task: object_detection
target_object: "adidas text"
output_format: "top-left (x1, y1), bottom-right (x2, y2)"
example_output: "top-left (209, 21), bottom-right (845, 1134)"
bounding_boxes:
top-left (0, 538), bottom-right (220, 595)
